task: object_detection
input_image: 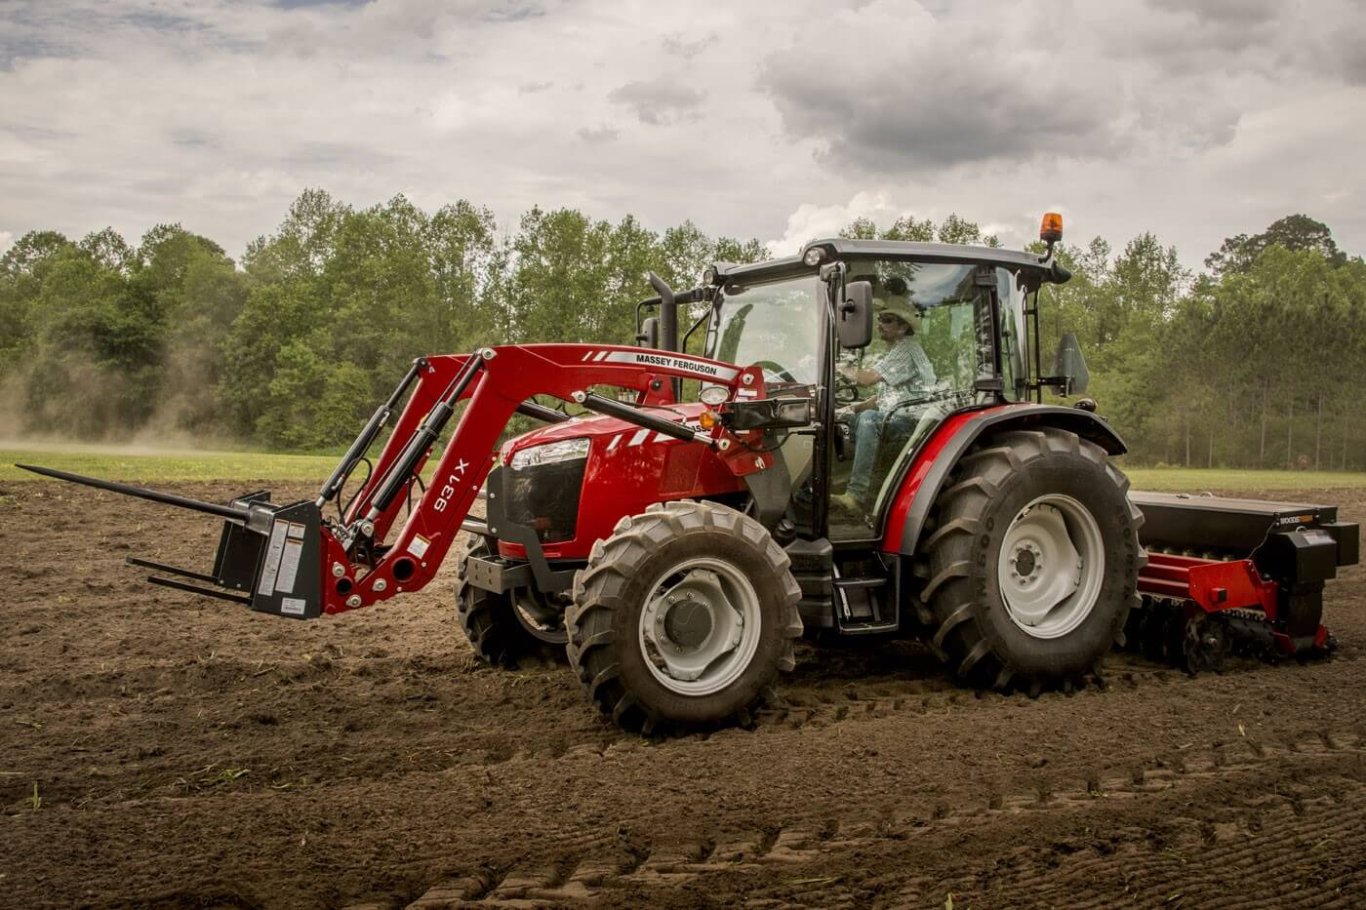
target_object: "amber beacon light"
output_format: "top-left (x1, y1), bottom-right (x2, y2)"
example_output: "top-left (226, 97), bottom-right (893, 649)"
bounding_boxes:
top-left (1040, 212), bottom-right (1064, 244)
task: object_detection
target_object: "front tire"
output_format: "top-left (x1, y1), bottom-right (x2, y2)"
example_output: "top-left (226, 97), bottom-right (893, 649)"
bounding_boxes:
top-left (918, 428), bottom-right (1144, 691)
top-left (566, 501), bottom-right (802, 733)
top-left (455, 537), bottom-right (568, 668)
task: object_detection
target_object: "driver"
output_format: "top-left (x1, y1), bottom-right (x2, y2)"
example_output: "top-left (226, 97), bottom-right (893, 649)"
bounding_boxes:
top-left (835, 278), bottom-right (934, 512)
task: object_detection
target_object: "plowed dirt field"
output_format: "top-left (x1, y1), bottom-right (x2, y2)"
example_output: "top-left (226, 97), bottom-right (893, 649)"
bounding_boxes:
top-left (1, 481), bottom-right (1363, 909)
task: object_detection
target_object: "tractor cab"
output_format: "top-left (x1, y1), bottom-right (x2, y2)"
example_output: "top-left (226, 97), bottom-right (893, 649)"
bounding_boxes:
top-left (693, 238), bottom-right (1069, 544)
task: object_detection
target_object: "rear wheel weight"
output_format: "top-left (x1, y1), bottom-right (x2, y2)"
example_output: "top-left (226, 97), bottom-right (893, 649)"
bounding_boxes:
top-left (566, 500), bottom-right (802, 733)
top-left (921, 428), bottom-right (1144, 690)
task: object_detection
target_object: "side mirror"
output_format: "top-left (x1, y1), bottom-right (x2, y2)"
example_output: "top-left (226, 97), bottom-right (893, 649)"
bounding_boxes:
top-left (638, 315), bottom-right (659, 349)
top-left (838, 280), bottom-right (874, 350)
top-left (1051, 332), bottom-right (1089, 395)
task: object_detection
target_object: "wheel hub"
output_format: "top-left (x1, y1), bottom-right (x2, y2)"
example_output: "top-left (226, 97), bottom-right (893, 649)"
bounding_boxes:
top-left (998, 496), bottom-right (1105, 640)
top-left (664, 597), bottom-right (713, 648)
top-left (1010, 543), bottom-right (1041, 580)
top-left (639, 561), bottom-right (760, 694)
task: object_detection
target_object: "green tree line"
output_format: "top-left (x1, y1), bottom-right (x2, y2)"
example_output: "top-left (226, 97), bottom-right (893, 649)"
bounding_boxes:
top-left (0, 190), bottom-right (763, 450)
top-left (2, 193), bottom-right (1361, 469)
top-left (1034, 215), bottom-right (1364, 470)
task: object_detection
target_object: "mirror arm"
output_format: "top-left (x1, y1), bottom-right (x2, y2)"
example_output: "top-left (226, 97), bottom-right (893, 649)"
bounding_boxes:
top-left (1028, 376), bottom-right (1074, 396)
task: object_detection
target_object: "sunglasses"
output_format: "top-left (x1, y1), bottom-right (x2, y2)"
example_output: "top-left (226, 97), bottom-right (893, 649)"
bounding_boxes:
top-left (877, 313), bottom-right (907, 325)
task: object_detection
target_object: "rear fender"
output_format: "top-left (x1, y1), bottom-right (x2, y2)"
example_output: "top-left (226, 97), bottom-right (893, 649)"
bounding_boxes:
top-left (881, 404), bottom-right (1127, 556)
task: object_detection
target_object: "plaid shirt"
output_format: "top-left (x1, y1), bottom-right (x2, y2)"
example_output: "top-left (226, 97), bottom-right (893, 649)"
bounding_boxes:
top-left (874, 338), bottom-right (935, 412)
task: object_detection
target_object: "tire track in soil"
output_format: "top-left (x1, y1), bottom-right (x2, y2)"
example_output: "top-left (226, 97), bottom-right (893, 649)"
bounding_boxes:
top-left (753, 650), bottom-right (1349, 735)
top-left (264, 644), bottom-right (1356, 789)
top-left (8, 617), bottom-right (1357, 815)
top-left (895, 777), bottom-right (1366, 910)
top-left (385, 731), bottom-right (1365, 908)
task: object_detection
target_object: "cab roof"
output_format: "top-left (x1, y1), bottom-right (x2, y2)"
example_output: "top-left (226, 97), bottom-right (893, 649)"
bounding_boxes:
top-left (713, 238), bottom-right (1069, 286)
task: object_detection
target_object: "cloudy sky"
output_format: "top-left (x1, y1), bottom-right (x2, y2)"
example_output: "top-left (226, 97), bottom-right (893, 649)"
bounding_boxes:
top-left (2, 0), bottom-right (1363, 270)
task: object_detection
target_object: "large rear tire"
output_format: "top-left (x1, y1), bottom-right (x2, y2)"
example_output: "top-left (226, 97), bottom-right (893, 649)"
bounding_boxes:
top-left (566, 501), bottom-right (802, 733)
top-left (455, 536), bottom-right (568, 668)
top-left (917, 427), bottom-right (1144, 691)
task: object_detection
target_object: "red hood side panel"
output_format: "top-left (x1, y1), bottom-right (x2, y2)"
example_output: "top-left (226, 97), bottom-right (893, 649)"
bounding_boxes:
top-left (497, 403), bottom-right (745, 561)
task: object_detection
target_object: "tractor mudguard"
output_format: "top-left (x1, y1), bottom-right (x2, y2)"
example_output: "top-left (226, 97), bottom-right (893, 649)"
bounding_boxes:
top-left (880, 404), bottom-right (1127, 557)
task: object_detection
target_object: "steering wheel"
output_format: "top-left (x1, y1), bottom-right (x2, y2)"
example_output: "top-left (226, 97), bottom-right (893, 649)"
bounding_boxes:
top-left (755, 360), bottom-right (799, 384)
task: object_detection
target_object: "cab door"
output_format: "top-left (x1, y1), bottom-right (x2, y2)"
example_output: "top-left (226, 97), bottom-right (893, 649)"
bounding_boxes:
top-left (826, 260), bottom-right (1007, 541)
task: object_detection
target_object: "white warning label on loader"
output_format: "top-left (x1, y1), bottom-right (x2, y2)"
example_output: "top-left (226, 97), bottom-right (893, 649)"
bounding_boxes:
top-left (275, 535), bottom-right (304, 594)
top-left (407, 534), bottom-right (431, 559)
top-left (280, 597), bottom-right (307, 616)
top-left (257, 520), bottom-right (291, 596)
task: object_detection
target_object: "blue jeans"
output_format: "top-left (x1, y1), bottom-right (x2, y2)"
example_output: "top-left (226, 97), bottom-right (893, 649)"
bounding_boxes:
top-left (847, 409), bottom-right (885, 500)
top-left (848, 408), bottom-right (916, 500)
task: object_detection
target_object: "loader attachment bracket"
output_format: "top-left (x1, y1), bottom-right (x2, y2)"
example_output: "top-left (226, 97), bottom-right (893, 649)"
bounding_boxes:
top-left (139, 495), bottom-right (325, 619)
top-left (237, 499), bottom-right (325, 619)
top-left (214, 490), bottom-right (273, 592)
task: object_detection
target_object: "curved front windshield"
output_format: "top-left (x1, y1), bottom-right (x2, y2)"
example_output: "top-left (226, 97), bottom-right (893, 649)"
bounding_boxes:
top-left (708, 274), bottom-right (822, 385)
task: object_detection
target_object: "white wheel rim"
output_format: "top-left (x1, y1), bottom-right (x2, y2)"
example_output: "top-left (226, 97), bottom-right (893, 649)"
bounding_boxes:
top-left (637, 557), bottom-right (762, 696)
top-left (513, 595), bottom-right (567, 645)
top-left (998, 494), bottom-right (1104, 640)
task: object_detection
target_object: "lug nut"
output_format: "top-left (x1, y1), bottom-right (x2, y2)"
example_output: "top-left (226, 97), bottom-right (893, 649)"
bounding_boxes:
top-left (372, 579), bottom-right (387, 593)
top-left (331, 562), bottom-right (346, 578)
top-left (346, 594), bottom-right (362, 609)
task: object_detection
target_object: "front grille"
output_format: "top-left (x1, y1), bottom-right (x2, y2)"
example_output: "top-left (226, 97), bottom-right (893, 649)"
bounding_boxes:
top-left (501, 458), bottom-right (587, 543)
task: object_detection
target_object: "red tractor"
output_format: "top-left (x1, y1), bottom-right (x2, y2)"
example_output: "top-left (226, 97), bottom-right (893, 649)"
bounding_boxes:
top-left (25, 215), bottom-right (1358, 733)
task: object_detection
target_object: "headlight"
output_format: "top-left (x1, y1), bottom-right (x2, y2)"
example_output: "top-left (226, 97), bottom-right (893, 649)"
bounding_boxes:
top-left (508, 437), bottom-right (590, 469)
top-left (699, 385), bottom-right (729, 406)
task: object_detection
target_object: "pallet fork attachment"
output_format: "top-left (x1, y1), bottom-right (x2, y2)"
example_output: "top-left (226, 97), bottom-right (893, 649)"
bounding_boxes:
top-left (15, 464), bottom-right (325, 617)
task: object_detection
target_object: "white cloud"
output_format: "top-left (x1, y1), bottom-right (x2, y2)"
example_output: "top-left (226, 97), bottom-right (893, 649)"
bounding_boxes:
top-left (765, 192), bottom-right (901, 256)
top-left (0, 0), bottom-right (1362, 272)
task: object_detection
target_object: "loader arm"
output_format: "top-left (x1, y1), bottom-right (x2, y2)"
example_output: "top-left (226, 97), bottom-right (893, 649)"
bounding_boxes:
top-left (19, 343), bottom-right (780, 619)
top-left (327, 343), bottom-right (774, 614)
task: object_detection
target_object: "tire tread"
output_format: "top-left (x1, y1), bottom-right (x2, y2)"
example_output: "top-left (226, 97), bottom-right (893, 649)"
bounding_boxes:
top-left (566, 500), bottom-right (801, 733)
top-left (920, 427), bottom-right (1145, 693)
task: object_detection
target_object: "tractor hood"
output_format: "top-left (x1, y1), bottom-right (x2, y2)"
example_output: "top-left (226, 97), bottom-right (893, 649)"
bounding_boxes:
top-left (499, 402), bottom-right (711, 462)
top-left (496, 402), bottom-right (744, 561)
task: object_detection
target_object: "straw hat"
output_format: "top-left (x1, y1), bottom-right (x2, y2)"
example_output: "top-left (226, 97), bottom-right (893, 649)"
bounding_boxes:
top-left (875, 294), bottom-right (924, 333)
